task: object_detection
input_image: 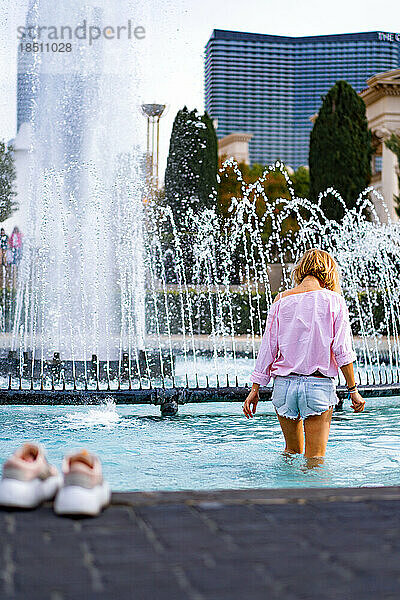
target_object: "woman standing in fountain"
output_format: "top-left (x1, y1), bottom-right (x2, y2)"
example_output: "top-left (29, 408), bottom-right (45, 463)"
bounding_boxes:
top-left (243, 248), bottom-right (365, 460)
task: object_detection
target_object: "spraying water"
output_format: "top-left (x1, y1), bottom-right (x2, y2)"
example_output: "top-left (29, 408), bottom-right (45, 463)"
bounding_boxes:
top-left (6, 2), bottom-right (400, 387)
top-left (144, 160), bottom-right (400, 386)
top-left (12, 0), bottom-right (146, 370)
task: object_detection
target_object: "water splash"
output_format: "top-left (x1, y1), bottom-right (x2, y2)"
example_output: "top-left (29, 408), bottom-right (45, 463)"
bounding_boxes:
top-left (65, 399), bottom-right (120, 429)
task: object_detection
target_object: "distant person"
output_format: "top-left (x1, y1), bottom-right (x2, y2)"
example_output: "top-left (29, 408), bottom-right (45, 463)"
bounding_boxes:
top-left (0, 228), bottom-right (8, 266)
top-left (243, 248), bottom-right (365, 463)
top-left (9, 226), bottom-right (23, 265)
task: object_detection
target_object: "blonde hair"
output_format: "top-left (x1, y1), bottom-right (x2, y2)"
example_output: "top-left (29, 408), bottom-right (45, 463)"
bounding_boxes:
top-left (291, 248), bottom-right (341, 293)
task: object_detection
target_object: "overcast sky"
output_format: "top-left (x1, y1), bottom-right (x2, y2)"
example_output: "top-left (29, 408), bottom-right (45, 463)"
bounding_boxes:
top-left (0, 0), bottom-right (398, 175)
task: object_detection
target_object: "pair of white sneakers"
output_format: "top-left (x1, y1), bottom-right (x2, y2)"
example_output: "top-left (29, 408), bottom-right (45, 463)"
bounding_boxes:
top-left (0, 443), bottom-right (110, 517)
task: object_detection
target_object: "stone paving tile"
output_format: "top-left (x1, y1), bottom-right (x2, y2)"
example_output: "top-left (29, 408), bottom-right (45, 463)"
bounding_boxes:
top-left (1, 488), bottom-right (400, 599)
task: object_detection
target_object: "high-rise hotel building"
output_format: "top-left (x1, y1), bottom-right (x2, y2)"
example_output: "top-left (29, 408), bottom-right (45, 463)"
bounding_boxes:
top-left (205, 30), bottom-right (400, 168)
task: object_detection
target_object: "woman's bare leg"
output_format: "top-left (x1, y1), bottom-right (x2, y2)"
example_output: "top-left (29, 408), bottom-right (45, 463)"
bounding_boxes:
top-left (276, 412), bottom-right (304, 454)
top-left (304, 407), bottom-right (333, 459)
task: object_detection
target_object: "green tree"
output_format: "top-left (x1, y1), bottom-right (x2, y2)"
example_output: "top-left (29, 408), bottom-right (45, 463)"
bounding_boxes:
top-left (200, 112), bottom-right (218, 208)
top-left (291, 166), bottom-right (310, 198)
top-left (218, 162), bottom-right (308, 224)
top-left (217, 161), bottom-right (304, 279)
top-left (385, 133), bottom-right (400, 218)
top-left (0, 141), bottom-right (17, 222)
top-left (163, 108), bottom-right (218, 283)
top-left (164, 107), bottom-right (218, 230)
top-left (309, 80), bottom-right (373, 221)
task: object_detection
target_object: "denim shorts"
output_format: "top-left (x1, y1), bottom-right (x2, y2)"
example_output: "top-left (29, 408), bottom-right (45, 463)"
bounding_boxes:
top-left (271, 374), bottom-right (339, 420)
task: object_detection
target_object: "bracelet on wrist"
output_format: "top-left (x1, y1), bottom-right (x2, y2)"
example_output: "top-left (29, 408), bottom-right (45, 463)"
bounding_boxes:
top-left (347, 384), bottom-right (357, 391)
top-left (347, 384), bottom-right (357, 399)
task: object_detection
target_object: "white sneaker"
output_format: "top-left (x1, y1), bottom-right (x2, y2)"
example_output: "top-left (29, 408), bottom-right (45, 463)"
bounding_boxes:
top-left (54, 450), bottom-right (110, 517)
top-left (0, 443), bottom-right (62, 508)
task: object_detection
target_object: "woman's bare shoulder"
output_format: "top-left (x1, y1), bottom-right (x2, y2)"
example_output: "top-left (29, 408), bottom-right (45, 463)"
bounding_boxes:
top-left (272, 290), bottom-right (288, 303)
top-left (272, 289), bottom-right (294, 303)
top-left (274, 288), bottom-right (342, 302)
top-left (277, 288), bottom-right (304, 300)
top-left (272, 289), bottom-right (293, 304)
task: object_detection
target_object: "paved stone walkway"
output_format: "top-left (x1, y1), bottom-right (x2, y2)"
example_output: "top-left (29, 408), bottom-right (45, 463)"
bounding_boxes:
top-left (2, 486), bottom-right (400, 599)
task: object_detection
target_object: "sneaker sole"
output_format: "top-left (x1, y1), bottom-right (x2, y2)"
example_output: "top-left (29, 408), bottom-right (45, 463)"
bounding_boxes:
top-left (54, 482), bottom-right (111, 517)
top-left (0, 474), bottom-right (62, 509)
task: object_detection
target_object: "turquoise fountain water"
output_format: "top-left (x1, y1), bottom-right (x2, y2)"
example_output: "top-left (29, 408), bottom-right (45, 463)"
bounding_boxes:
top-left (1, 397), bottom-right (400, 490)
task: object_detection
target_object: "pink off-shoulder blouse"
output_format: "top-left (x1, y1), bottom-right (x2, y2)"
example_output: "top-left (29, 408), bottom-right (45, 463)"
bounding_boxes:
top-left (250, 289), bottom-right (356, 386)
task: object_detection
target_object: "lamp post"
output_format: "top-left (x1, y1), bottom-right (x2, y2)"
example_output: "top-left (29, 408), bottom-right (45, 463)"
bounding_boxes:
top-left (141, 103), bottom-right (166, 192)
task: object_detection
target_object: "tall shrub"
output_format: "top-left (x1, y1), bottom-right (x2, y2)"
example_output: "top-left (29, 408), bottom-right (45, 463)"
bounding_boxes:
top-left (164, 107), bottom-right (218, 229)
top-left (309, 81), bottom-right (373, 221)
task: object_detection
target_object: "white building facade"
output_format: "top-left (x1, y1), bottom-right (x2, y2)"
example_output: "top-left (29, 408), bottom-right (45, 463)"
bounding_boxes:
top-left (360, 69), bottom-right (400, 222)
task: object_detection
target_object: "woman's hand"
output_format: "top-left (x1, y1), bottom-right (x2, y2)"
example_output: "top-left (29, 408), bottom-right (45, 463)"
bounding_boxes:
top-left (350, 390), bottom-right (365, 413)
top-left (243, 385), bottom-right (259, 418)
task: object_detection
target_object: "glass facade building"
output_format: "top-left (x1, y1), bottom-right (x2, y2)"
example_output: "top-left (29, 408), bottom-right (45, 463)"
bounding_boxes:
top-left (205, 30), bottom-right (400, 168)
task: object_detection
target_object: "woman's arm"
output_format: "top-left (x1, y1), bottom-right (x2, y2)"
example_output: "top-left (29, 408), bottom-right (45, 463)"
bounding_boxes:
top-left (250, 300), bottom-right (279, 387)
top-left (244, 300), bottom-right (280, 418)
top-left (332, 301), bottom-right (364, 412)
top-left (243, 382), bottom-right (260, 418)
top-left (340, 362), bottom-right (365, 413)
top-left (332, 299), bottom-right (356, 368)
top-left (340, 361), bottom-right (355, 388)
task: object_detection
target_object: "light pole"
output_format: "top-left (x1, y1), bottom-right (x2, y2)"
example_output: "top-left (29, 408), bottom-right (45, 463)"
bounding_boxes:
top-left (141, 103), bottom-right (166, 192)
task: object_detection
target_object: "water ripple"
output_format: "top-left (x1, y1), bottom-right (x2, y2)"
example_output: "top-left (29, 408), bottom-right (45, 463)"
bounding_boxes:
top-left (0, 399), bottom-right (399, 491)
